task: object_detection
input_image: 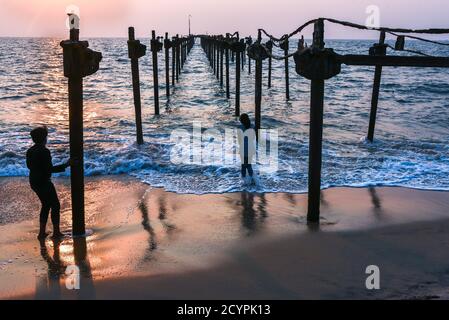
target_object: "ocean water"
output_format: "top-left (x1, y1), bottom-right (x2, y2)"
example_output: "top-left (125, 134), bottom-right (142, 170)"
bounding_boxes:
top-left (0, 37), bottom-right (448, 194)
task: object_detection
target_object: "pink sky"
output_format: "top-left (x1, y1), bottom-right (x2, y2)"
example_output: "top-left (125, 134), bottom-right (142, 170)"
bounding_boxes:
top-left (0, 0), bottom-right (448, 39)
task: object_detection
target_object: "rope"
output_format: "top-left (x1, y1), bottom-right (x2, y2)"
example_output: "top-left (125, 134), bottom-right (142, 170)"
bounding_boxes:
top-left (387, 31), bottom-right (449, 47)
top-left (323, 18), bottom-right (449, 35)
top-left (260, 19), bottom-right (318, 42)
top-left (385, 44), bottom-right (432, 57)
top-left (260, 17), bottom-right (449, 48)
top-left (266, 50), bottom-right (297, 60)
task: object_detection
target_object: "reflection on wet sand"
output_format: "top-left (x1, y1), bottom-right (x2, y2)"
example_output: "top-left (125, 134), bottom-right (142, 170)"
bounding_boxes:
top-left (36, 239), bottom-right (65, 299)
top-left (320, 191), bottom-right (329, 207)
top-left (240, 193), bottom-right (268, 235)
top-left (158, 195), bottom-right (176, 232)
top-left (283, 193), bottom-right (297, 206)
top-left (4, 179), bottom-right (449, 300)
top-left (138, 192), bottom-right (178, 261)
top-left (72, 237), bottom-right (95, 299)
top-left (139, 200), bottom-right (158, 256)
top-left (369, 187), bottom-right (384, 220)
top-left (35, 237), bottom-right (95, 299)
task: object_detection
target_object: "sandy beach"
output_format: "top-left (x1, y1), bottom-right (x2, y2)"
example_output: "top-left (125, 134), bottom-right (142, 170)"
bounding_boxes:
top-left (1, 176), bottom-right (449, 299)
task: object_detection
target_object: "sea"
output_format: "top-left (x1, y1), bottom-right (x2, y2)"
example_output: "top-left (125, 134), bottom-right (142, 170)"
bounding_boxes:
top-left (0, 38), bottom-right (448, 194)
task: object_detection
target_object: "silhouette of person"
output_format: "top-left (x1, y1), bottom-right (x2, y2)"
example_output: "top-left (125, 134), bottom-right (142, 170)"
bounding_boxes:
top-left (237, 114), bottom-right (256, 184)
top-left (26, 126), bottom-right (73, 240)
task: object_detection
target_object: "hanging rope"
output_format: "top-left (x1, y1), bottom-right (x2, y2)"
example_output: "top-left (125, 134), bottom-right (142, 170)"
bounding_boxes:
top-left (323, 18), bottom-right (449, 35)
top-left (257, 18), bottom-right (449, 59)
top-left (260, 19), bottom-right (318, 42)
top-left (386, 31), bottom-right (449, 47)
top-left (385, 44), bottom-right (432, 57)
top-left (260, 17), bottom-right (449, 45)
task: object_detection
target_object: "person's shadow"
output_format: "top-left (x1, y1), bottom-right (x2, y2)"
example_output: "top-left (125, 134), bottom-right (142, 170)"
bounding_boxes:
top-left (35, 236), bottom-right (95, 299)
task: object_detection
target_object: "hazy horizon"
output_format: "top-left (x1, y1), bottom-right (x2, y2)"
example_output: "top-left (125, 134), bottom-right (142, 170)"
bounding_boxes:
top-left (1, 0), bottom-right (449, 40)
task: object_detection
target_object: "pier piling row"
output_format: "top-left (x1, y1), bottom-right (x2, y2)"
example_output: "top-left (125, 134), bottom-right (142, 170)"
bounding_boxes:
top-left (60, 18), bottom-right (449, 234)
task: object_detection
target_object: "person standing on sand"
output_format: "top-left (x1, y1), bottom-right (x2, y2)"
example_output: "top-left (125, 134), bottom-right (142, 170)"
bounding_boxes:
top-left (237, 114), bottom-right (257, 185)
top-left (26, 126), bottom-right (73, 240)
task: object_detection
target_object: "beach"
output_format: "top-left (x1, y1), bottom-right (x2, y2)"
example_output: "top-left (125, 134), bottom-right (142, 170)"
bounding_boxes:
top-left (1, 176), bottom-right (449, 299)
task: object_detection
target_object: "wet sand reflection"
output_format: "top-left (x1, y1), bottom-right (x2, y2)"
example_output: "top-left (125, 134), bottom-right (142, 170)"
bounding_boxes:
top-left (35, 237), bottom-right (95, 299)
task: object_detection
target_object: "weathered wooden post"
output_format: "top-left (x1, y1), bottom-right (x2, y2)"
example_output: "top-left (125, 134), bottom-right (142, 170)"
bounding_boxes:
top-left (164, 33), bottom-right (171, 100)
top-left (225, 34), bottom-right (230, 99)
top-left (213, 38), bottom-right (216, 74)
top-left (367, 31), bottom-right (386, 142)
top-left (176, 35), bottom-right (180, 82)
top-left (247, 37), bottom-right (252, 74)
top-left (127, 27), bottom-right (146, 145)
top-left (293, 19), bottom-right (341, 223)
top-left (151, 30), bottom-right (162, 115)
top-left (180, 38), bottom-right (184, 70)
top-left (220, 39), bottom-right (224, 87)
top-left (61, 14), bottom-right (102, 236)
top-left (242, 40), bottom-right (246, 70)
top-left (182, 38), bottom-right (185, 64)
top-left (280, 35), bottom-right (290, 100)
top-left (209, 38), bottom-right (212, 68)
top-left (254, 30), bottom-right (264, 137)
top-left (266, 40), bottom-right (273, 88)
top-left (171, 36), bottom-right (176, 85)
top-left (216, 38), bottom-right (220, 80)
top-left (307, 22), bottom-right (325, 223)
top-left (181, 37), bottom-right (185, 69)
top-left (232, 36), bottom-right (243, 116)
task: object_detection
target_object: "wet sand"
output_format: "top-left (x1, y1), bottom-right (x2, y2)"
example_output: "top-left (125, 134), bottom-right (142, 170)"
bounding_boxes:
top-left (1, 176), bottom-right (449, 299)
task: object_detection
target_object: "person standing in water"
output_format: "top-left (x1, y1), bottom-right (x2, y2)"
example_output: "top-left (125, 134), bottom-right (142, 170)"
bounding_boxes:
top-left (26, 126), bottom-right (73, 239)
top-left (238, 114), bottom-right (257, 184)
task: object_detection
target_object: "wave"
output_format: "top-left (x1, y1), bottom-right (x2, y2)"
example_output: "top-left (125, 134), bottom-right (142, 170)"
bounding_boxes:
top-left (0, 39), bottom-right (448, 195)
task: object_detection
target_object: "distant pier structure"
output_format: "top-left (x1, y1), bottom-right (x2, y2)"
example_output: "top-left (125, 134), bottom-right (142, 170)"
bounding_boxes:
top-left (61, 14), bottom-right (449, 230)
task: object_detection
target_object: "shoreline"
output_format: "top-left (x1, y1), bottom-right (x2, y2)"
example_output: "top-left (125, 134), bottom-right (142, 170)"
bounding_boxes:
top-left (1, 175), bottom-right (449, 299)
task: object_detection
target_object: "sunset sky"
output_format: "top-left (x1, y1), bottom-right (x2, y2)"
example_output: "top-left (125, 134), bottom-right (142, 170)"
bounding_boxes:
top-left (1, 0), bottom-right (449, 39)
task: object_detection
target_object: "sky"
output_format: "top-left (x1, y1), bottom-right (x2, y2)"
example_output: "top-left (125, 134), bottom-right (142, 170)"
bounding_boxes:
top-left (0, 0), bottom-right (449, 39)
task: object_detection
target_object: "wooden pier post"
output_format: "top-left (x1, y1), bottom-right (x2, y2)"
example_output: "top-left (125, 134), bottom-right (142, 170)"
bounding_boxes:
top-left (220, 40), bottom-right (224, 87)
top-left (210, 38), bottom-right (214, 68)
top-left (266, 41), bottom-right (273, 88)
top-left (255, 30), bottom-right (263, 137)
top-left (180, 38), bottom-right (184, 70)
top-left (307, 20), bottom-right (325, 223)
top-left (235, 37), bottom-right (242, 116)
top-left (225, 34), bottom-right (230, 99)
top-left (61, 15), bottom-right (102, 236)
top-left (242, 40), bottom-right (246, 71)
top-left (367, 31), bottom-right (386, 142)
top-left (176, 35), bottom-right (180, 82)
top-left (164, 33), bottom-right (170, 99)
top-left (171, 36), bottom-right (176, 85)
top-left (281, 35), bottom-right (290, 100)
top-left (127, 27), bottom-right (145, 145)
top-left (247, 38), bottom-right (252, 75)
top-left (151, 30), bottom-right (160, 115)
top-left (216, 38), bottom-right (220, 80)
top-left (213, 39), bottom-right (216, 74)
